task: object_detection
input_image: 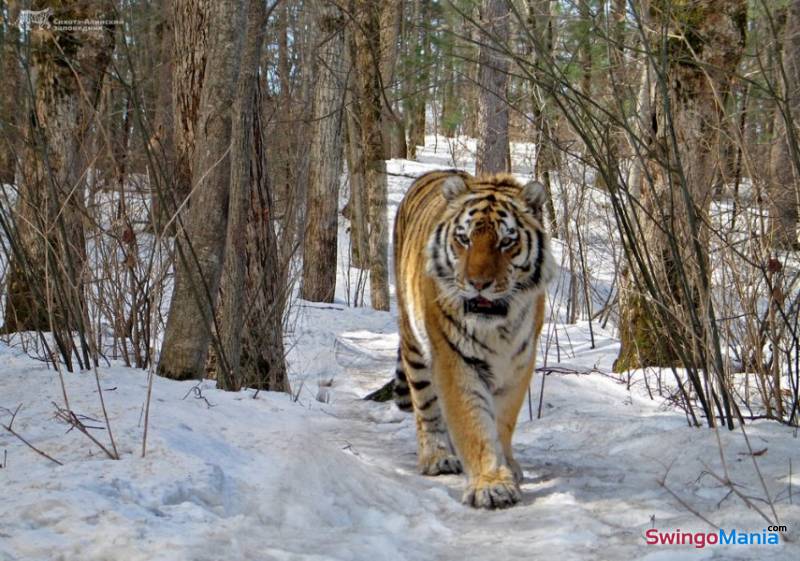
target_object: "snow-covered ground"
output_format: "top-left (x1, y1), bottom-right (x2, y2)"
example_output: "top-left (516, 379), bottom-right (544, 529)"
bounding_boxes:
top-left (1, 137), bottom-right (798, 560)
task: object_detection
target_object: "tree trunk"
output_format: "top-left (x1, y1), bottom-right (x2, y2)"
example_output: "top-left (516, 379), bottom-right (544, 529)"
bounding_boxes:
top-left (4, 0), bottom-right (114, 345)
top-left (216, 0), bottom-right (268, 391)
top-left (238, 81), bottom-right (290, 392)
top-left (343, 84), bottom-right (370, 270)
top-left (528, 0), bottom-right (558, 236)
top-left (614, 0), bottom-right (747, 372)
top-left (353, 0), bottom-right (390, 311)
top-left (476, 0), bottom-right (511, 175)
top-left (464, 3), bottom-right (481, 139)
top-left (768, 0), bottom-right (800, 249)
top-left (0, 0), bottom-right (20, 185)
top-left (171, 0), bottom-right (208, 223)
top-left (158, 0), bottom-right (246, 380)
top-left (406, 0), bottom-right (429, 158)
top-left (150, 0), bottom-right (177, 232)
top-left (301, 2), bottom-right (347, 303)
top-left (380, 0), bottom-right (406, 159)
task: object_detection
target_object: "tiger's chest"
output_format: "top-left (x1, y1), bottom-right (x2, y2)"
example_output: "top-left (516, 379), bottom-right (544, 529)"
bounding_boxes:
top-left (436, 299), bottom-right (538, 390)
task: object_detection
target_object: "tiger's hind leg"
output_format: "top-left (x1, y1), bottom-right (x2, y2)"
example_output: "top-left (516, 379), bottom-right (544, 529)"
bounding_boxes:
top-left (396, 347), bottom-right (462, 475)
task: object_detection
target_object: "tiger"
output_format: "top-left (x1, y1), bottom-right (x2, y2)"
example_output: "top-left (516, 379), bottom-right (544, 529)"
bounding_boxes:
top-left (392, 169), bottom-right (556, 509)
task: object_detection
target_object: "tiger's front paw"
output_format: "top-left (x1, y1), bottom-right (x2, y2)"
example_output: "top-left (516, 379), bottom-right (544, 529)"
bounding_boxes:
top-left (419, 451), bottom-right (463, 475)
top-left (462, 469), bottom-right (521, 509)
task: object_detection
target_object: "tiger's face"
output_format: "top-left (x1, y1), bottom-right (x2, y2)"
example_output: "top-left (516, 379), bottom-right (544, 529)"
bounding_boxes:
top-left (427, 175), bottom-right (555, 317)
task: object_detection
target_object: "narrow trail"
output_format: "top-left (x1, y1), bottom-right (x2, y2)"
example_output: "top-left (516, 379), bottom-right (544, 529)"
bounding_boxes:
top-left (290, 306), bottom-right (798, 561)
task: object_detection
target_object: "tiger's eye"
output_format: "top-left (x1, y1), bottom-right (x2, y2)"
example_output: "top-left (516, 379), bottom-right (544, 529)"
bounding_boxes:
top-left (456, 233), bottom-right (470, 246)
top-left (500, 238), bottom-right (512, 249)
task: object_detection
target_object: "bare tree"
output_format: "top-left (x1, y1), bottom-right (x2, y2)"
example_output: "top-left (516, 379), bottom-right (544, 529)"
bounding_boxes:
top-left (614, 0), bottom-right (747, 374)
top-left (217, 0), bottom-right (268, 390)
top-left (170, 0), bottom-right (208, 225)
top-left (527, 0), bottom-right (558, 235)
top-left (353, 0), bottom-right (390, 311)
top-left (769, 0), bottom-right (800, 249)
top-left (406, 0), bottom-right (430, 158)
top-left (149, 0), bottom-right (177, 232)
top-left (158, 0), bottom-right (246, 380)
top-left (4, 0), bottom-right (115, 341)
top-left (0, 0), bottom-right (20, 186)
top-left (380, 0), bottom-right (406, 159)
top-left (238, 94), bottom-right (291, 392)
top-left (301, 1), bottom-right (347, 303)
top-left (476, 0), bottom-right (510, 174)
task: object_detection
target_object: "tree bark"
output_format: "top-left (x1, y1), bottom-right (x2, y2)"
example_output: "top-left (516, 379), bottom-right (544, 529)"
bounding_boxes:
top-left (528, 0), bottom-right (558, 236)
top-left (301, 1), bottom-right (347, 303)
top-left (239, 87), bottom-right (290, 392)
top-left (406, 0), bottom-right (429, 158)
top-left (343, 83), bottom-right (370, 270)
top-left (476, 0), bottom-right (511, 175)
top-left (353, 0), bottom-right (390, 311)
top-left (614, 0), bottom-right (747, 372)
top-left (171, 0), bottom-right (208, 222)
top-left (150, 0), bottom-right (177, 232)
top-left (216, 0), bottom-right (267, 390)
top-left (0, 0), bottom-right (20, 185)
top-left (4, 0), bottom-right (114, 342)
top-left (768, 0), bottom-right (800, 249)
top-left (380, 0), bottom-right (406, 158)
top-left (158, 0), bottom-right (246, 380)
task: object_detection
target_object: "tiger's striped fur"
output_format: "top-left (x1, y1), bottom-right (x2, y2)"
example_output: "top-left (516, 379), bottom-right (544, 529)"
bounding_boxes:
top-left (393, 169), bottom-right (555, 509)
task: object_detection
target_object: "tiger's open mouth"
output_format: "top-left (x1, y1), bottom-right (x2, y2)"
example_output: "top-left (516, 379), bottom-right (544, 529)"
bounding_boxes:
top-left (464, 296), bottom-right (508, 317)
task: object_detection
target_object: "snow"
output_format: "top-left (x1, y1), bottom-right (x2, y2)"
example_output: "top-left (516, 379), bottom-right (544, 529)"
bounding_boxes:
top-left (1, 136), bottom-right (799, 560)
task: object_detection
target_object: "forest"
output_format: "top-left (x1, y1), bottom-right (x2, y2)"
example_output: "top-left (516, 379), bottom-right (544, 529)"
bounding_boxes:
top-left (0, 0), bottom-right (798, 558)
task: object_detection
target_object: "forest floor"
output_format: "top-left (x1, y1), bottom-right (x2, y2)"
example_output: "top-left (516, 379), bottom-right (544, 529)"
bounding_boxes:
top-left (1, 138), bottom-right (799, 560)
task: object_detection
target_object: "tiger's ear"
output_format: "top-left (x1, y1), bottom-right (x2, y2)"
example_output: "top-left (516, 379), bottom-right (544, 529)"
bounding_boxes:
top-left (441, 175), bottom-right (468, 201)
top-left (521, 180), bottom-right (546, 219)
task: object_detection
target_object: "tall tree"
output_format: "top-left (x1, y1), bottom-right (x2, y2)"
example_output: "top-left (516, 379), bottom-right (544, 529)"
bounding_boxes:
top-left (614, 0), bottom-right (747, 374)
top-left (0, 0), bottom-right (20, 185)
top-left (476, 0), bottom-right (511, 174)
top-left (406, 0), bottom-right (430, 158)
top-left (216, 0), bottom-right (289, 392)
top-left (380, 0), bottom-right (406, 159)
top-left (301, 1), bottom-right (347, 303)
top-left (4, 0), bottom-right (115, 343)
top-left (768, 0), bottom-right (800, 249)
top-left (149, 0), bottom-right (177, 232)
top-left (158, 0), bottom-right (246, 380)
top-left (353, 0), bottom-right (390, 311)
top-left (170, 0), bottom-right (208, 224)
top-left (527, 0), bottom-right (558, 235)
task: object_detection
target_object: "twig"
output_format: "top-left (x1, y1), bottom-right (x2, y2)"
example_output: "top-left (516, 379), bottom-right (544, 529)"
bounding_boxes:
top-left (657, 478), bottom-right (721, 530)
top-left (91, 365), bottom-right (119, 459)
top-left (1, 404), bottom-right (63, 466)
top-left (182, 382), bottom-right (215, 408)
top-left (142, 366), bottom-right (155, 457)
top-left (52, 402), bottom-right (118, 460)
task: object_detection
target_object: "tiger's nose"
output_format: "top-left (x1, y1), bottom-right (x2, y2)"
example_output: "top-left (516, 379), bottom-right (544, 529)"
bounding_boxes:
top-left (469, 279), bottom-right (493, 291)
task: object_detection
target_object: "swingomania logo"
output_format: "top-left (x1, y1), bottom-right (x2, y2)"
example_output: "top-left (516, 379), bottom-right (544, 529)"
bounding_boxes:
top-left (645, 526), bottom-right (786, 548)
